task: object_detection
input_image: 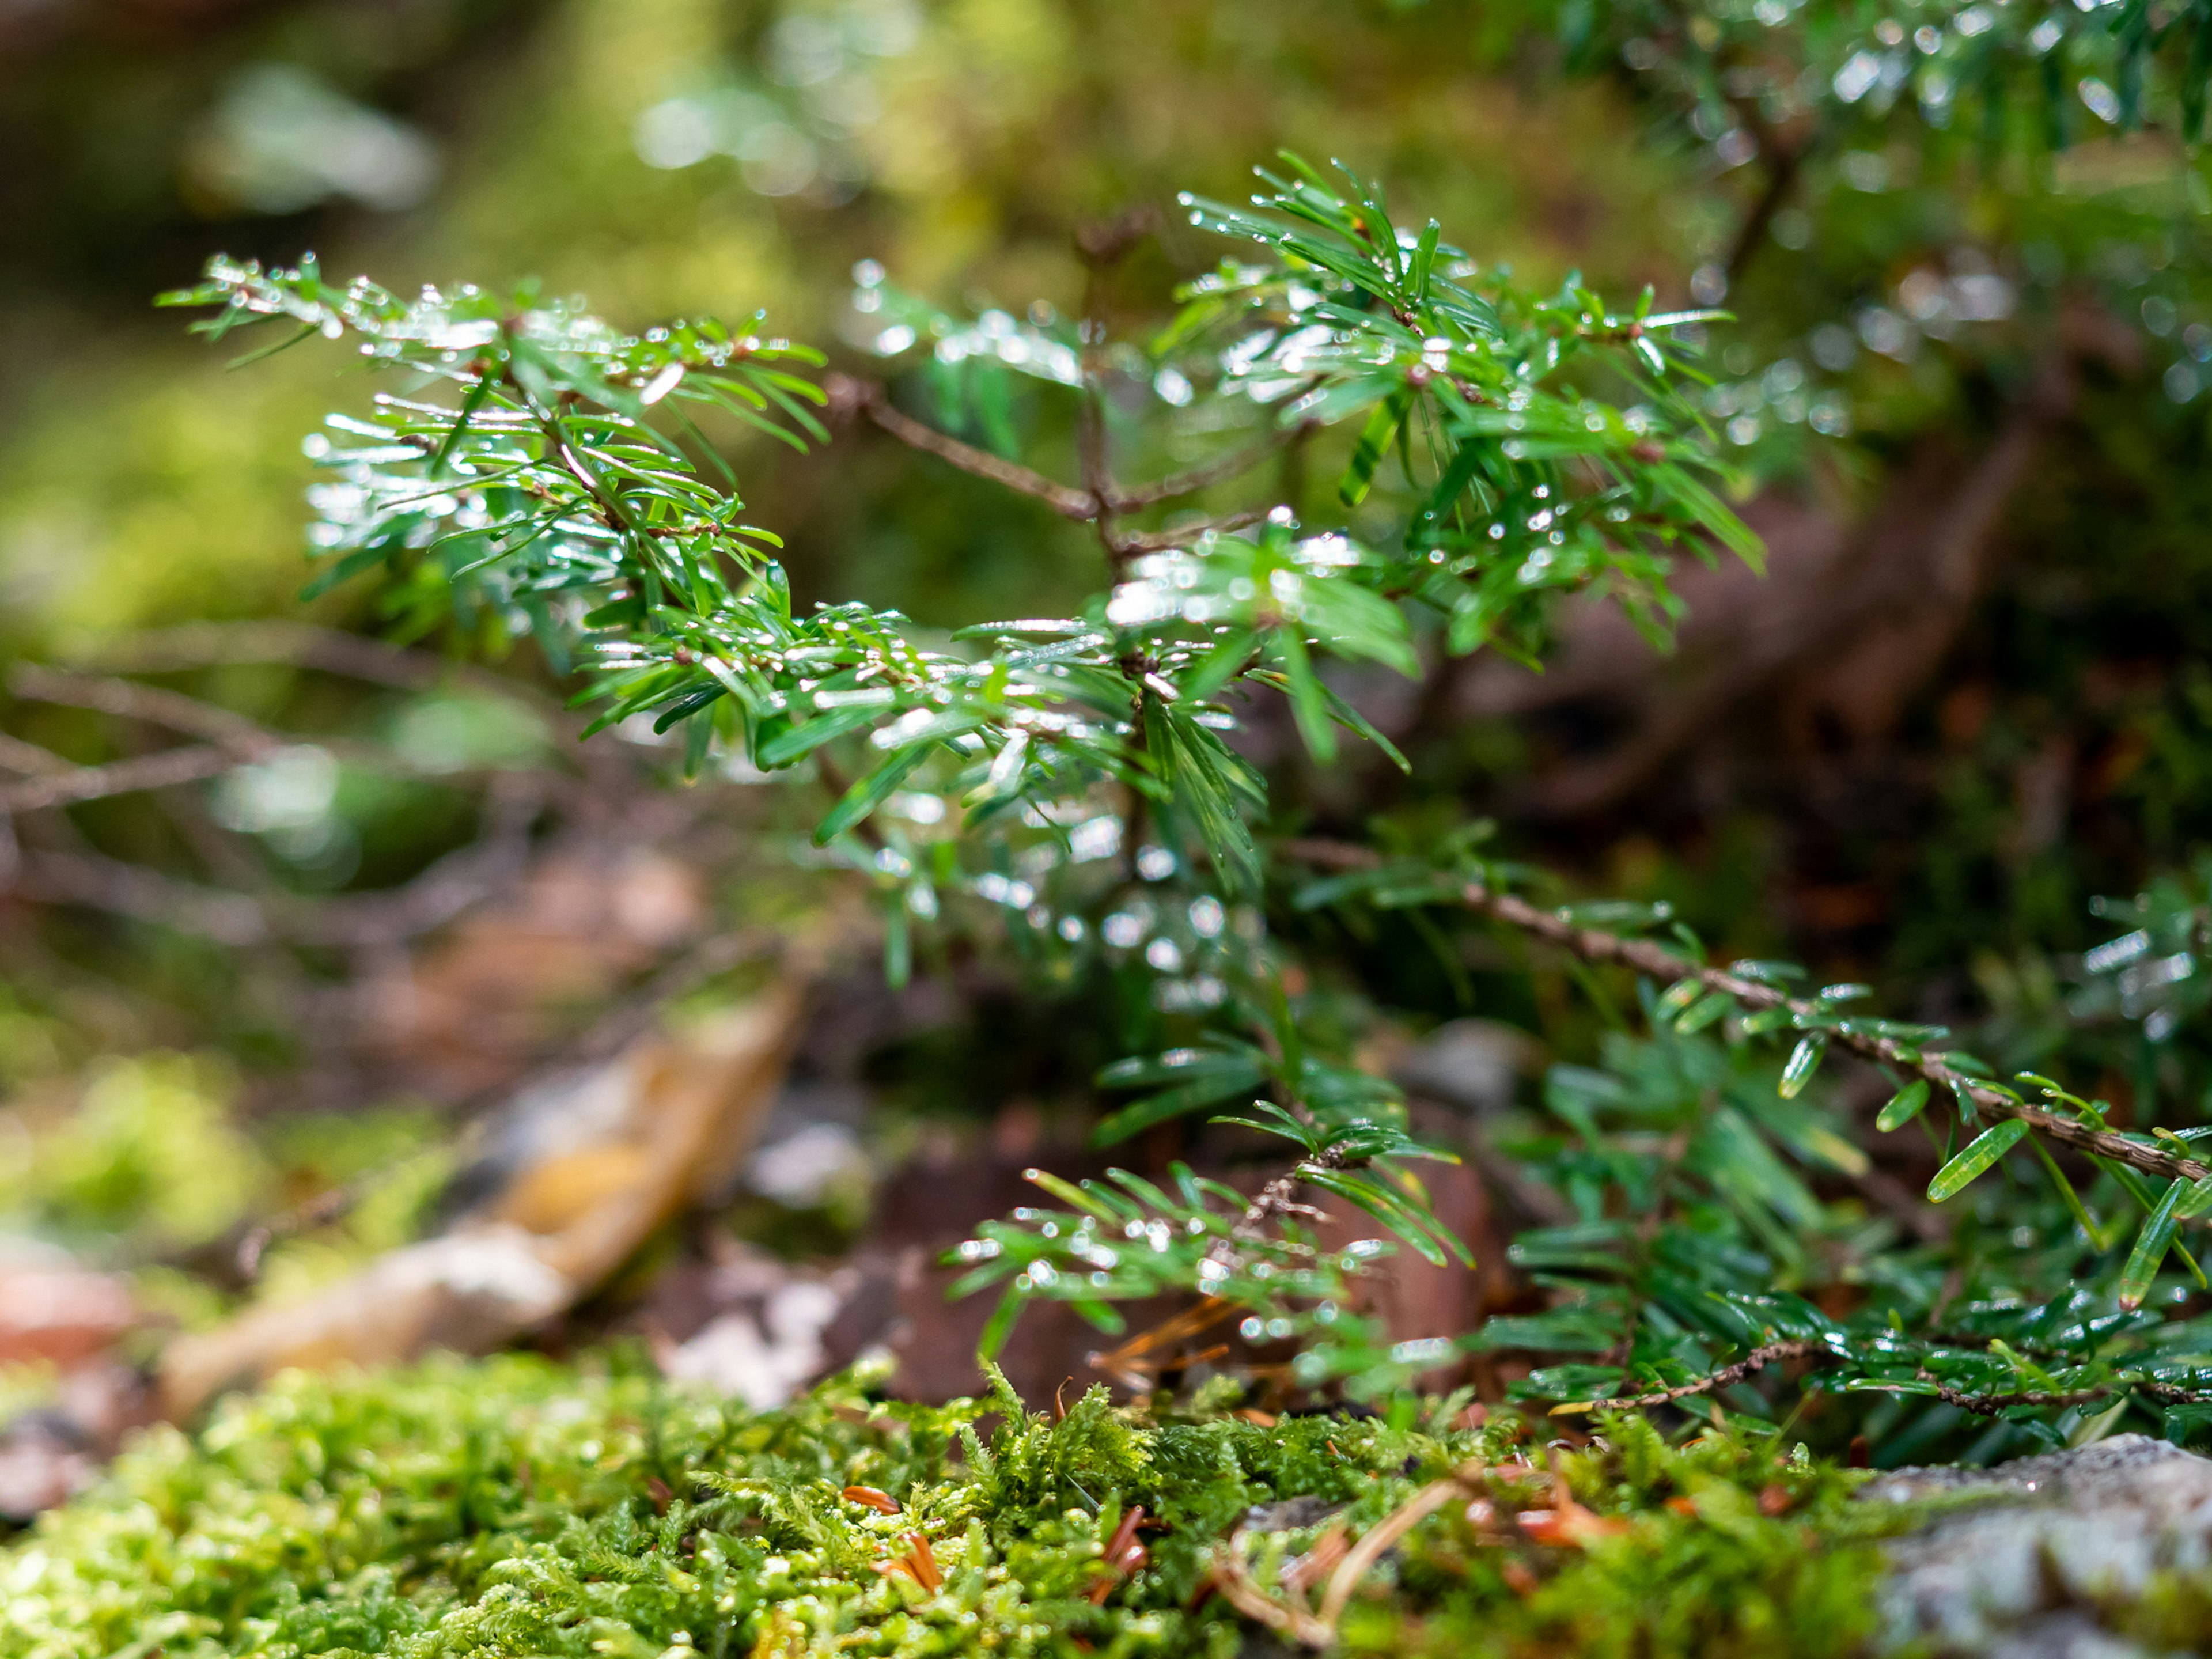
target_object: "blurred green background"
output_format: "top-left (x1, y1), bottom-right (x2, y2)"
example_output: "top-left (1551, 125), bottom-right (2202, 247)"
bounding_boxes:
top-left (0, 0), bottom-right (1710, 1157)
top-left (3, 0), bottom-right (2212, 1448)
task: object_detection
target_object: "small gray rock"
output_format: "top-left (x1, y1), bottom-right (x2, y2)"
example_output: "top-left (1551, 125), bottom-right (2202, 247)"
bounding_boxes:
top-left (1867, 1434), bottom-right (2212, 1656)
top-left (1389, 1020), bottom-right (1535, 1116)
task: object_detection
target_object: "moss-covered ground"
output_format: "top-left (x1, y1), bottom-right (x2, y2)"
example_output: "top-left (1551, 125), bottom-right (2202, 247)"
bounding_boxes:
top-left (0, 1358), bottom-right (1894, 1659)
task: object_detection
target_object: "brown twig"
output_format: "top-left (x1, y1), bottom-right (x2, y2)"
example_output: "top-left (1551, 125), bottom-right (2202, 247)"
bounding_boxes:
top-left (1478, 348), bottom-right (2078, 822)
top-left (10, 664), bottom-right (286, 758)
top-left (1075, 371), bottom-right (1116, 569)
top-left (1316, 1466), bottom-right (1479, 1627)
top-left (1722, 134), bottom-right (1806, 283)
top-left (1916, 1381), bottom-right (2111, 1416)
top-left (0, 663), bottom-right (294, 815)
top-left (0, 747), bottom-right (241, 813)
top-left (1213, 1458), bottom-right (1489, 1648)
top-left (1213, 1141), bottom-right (1353, 1270)
top-left (1110, 423), bottom-right (1319, 510)
top-left (7, 844), bottom-right (269, 944)
top-left (12, 658), bottom-right (571, 791)
top-left (1086, 1503), bottom-right (1151, 1603)
top-left (1087, 1296), bottom-right (1238, 1390)
top-left (1110, 509), bottom-right (1273, 557)
top-left (825, 373), bottom-right (1290, 557)
top-left (0, 732), bottom-right (75, 777)
top-left (1209, 1535), bottom-right (1336, 1647)
top-left (832, 375), bottom-right (1099, 518)
top-left (7, 775), bottom-right (544, 947)
top-left (1552, 1339), bottom-right (1836, 1414)
top-left (1280, 1521), bottom-right (1350, 1594)
top-left (809, 752), bottom-right (888, 852)
top-left (71, 620), bottom-right (562, 710)
top-left (1903, 1373), bottom-right (2212, 1417)
top-left (1279, 838), bottom-right (2211, 1188)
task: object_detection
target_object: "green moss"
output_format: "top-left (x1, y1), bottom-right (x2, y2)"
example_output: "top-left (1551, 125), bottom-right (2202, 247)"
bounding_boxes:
top-left (0, 1055), bottom-right (268, 1253)
top-left (0, 1361), bottom-right (1895, 1659)
top-left (1347, 1415), bottom-right (1885, 1658)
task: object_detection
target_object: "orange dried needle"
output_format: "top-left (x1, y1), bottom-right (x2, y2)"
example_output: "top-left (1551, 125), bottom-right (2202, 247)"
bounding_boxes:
top-left (1282, 1520), bottom-right (1350, 1593)
top-left (903, 1532), bottom-right (942, 1592)
top-left (1086, 1505), bottom-right (1150, 1604)
top-left (1516, 1471), bottom-right (1630, 1547)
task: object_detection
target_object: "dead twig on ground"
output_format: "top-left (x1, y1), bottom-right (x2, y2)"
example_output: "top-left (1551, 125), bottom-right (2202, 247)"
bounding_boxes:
top-left (1213, 1458), bottom-right (1490, 1647)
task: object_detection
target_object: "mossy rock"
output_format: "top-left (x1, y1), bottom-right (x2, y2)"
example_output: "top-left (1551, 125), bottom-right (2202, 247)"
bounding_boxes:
top-left (0, 1356), bottom-right (1888, 1658)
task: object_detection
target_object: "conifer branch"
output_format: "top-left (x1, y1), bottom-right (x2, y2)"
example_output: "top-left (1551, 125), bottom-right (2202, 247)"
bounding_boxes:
top-left (1282, 838), bottom-right (2212, 1187)
top-left (1108, 422), bottom-right (1319, 509)
top-left (1555, 1339), bottom-right (1838, 1412)
top-left (1904, 1374), bottom-right (2212, 1417)
top-left (1217, 1140), bottom-right (1353, 1262)
top-left (1582, 1353), bottom-right (2212, 1421)
top-left (828, 374), bottom-right (1100, 518)
top-left (1110, 510), bottom-right (1274, 556)
top-left (828, 372), bottom-right (1294, 557)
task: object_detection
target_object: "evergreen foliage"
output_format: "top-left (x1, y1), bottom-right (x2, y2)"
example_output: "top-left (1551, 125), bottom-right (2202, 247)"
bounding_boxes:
top-left (158, 69), bottom-right (2212, 1453)
top-left (160, 155), bottom-right (1771, 1394)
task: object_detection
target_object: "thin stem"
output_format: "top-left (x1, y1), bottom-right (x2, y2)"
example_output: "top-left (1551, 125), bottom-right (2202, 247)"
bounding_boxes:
top-left (830, 375), bottom-right (1099, 518)
top-left (1556, 1339), bottom-right (1836, 1413)
top-left (1915, 1380), bottom-right (2113, 1416)
top-left (69, 620), bottom-right (554, 703)
top-left (1281, 838), bottom-right (2212, 1188)
top-left (827, 373), bottom-right (1289, 554)
top-left (1108, 421), bottom-right (1319, 509)
top-left (1316, 1464), bottom-right (1482, 1627)
top-left (0, 747), bottom-right (241, 813)
top-left (0, 733), bottom-right (72, 778)
top-left (6, 776), bottom-right (546, 947)
top-left (1209, 1538), bottom-right (1335, 1649)
top-left (1212, 1140), bottom-right (1352, 1268)
top-left (1723, 129), bottom-right (1807, 283)
top-left (524, 395), bottom-right (653, 540)
top-left (1108, 509), bottom-right (1272, 556)
top-left (1075, 365), bottom-right (1117, 569)
top-left (1887, 1374), bottom-right (2211, 1416)
top-left (10, 665), bottom-right (286, 757)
